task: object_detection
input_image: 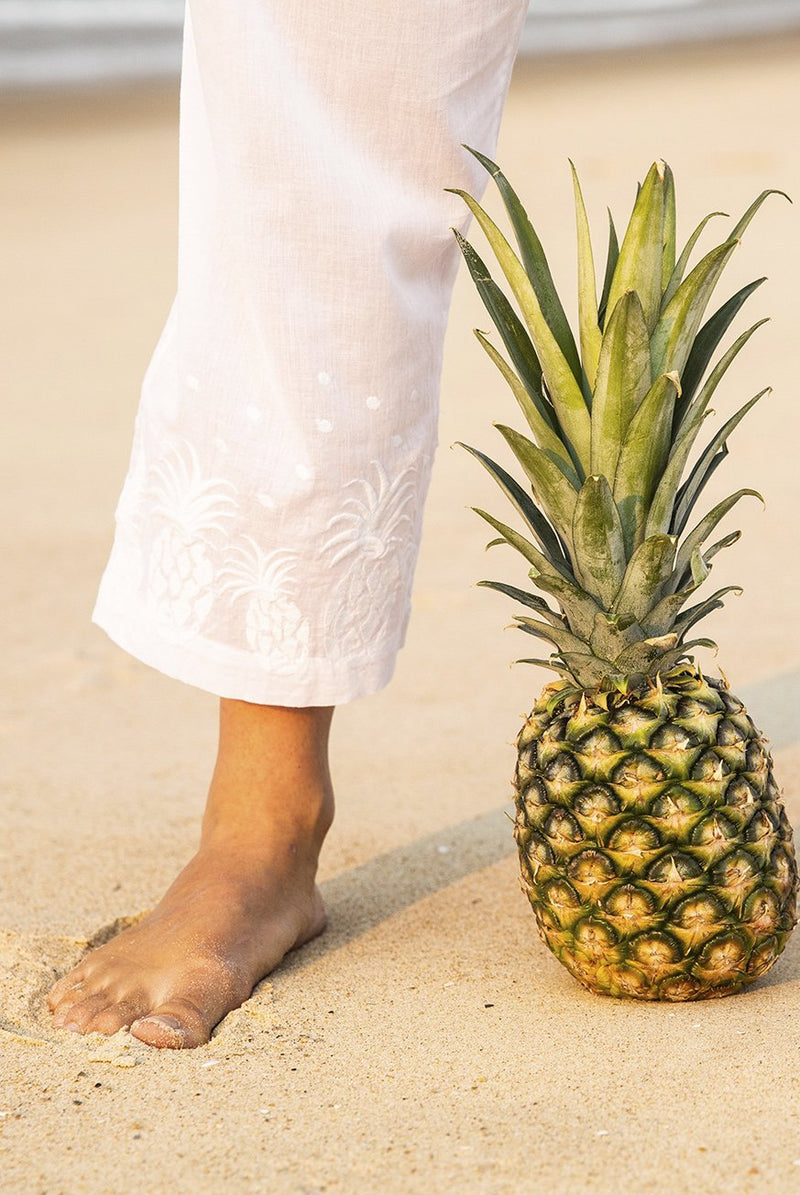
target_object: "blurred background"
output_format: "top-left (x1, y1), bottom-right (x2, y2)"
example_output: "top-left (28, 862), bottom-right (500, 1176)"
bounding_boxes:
top-left (2, 0), bottom-right (800, 90)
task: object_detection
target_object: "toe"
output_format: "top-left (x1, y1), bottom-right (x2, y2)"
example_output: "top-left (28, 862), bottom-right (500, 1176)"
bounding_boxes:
top-left (85, 1001), bottom-right (143, 1037)
top-left (53, 993), bottom-right (111, 1034)
top-left (50, 985), bottom-right (89, 1026)
top-left (131, 999), bottom-right (211, 1050)
top-left (48, 970), bottom-right (88, 1011)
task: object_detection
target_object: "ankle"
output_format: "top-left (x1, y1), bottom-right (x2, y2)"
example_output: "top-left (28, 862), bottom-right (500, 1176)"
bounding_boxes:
top-left (200, 784), bottom-right (334, 855)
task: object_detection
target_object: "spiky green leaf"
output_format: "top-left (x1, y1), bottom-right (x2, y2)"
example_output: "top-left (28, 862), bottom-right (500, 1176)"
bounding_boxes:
top-left (449, 190), bottom-right (591, 474)
top-left (679, 278), bottom-right (766, 409)
top-left (529, 573), bottom-right (602, 642)
top-left (590, 290), bottom-right (652, 479)
top-left (474, 332), bottom-right (579, 485)
top-left (477, 580), bottom-right (566, 626)
top-left (674, 586), bottom-right (743, 636)
top-left (670, 489), bottom-right (762, 593)
top-left (613, 372), bottom-right (679, 553)
top-left (597, 208), bottom-right (619, 329)
top-left (453, 231), bottom-right (549, 423)
top-left (672, 388), bottom-right (769, 536)
top-left (513, 616), bottom-right (589, 657)
top-left (662, 210), bottom-right (727, 308)
top-left (458, 442), bottom-right (570, 571)
top-left (463, 146), bottom-right (583, 382)
top-left (572, 476), bottom-right (627, 607)
top-left (472, 508), bottom-right (555, 575)
top-left (569, 160), bottom-right (602, 388)
top-left (661, 162), bottom-right (677, 294)
top-left (674, 318), bottom-right (768, 438)
top-left (612, 534), bottom-right (677, 623)
top-left (606, 161), bottom-right (668, 333)
top-left (650, 239), bottom-right (739, 379)
top-left (494, 424), bottom-right (579, 553)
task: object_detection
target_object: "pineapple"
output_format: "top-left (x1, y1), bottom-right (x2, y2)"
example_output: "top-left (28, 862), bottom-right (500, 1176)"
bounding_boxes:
top-left (450, 155), bottom-right (798, 1000)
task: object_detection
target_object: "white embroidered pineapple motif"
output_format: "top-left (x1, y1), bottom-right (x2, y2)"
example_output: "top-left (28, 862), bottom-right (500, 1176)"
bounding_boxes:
top-left (220, 538), bottom-right (311, 674)
top-left (323, 461), bottom-right (418, 657)
top-left (144, 440), bottom-right (238, 638)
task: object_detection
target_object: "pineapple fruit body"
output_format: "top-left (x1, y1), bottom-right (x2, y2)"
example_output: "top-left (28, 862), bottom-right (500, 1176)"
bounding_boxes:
top-left (452, 155), bottom-right (799, 998)
top-left (514, 665), bottom-right (797, 999)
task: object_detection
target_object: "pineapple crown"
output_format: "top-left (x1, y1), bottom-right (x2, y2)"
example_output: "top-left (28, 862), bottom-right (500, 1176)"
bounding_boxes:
top-left (448, 153), bottom-right (789, 694)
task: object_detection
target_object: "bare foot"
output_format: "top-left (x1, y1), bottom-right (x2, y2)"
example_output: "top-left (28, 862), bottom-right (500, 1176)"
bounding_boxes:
top-left (47, 701), bottom-right (334, 1049)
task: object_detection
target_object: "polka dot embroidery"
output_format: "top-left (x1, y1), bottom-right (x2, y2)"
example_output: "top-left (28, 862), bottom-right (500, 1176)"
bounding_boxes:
top-left (296, 464), bottom-right (314, 481)
top-left (186, 374), bottom-right (200, 392)
top-left (256, 493), bottom-right (276, 509)
top-left (366, 395), bottom-right (381, 410)
top-left (245, 405), bottom-right (263, 422)
top-left (317, 371), bottom-right (332, 386)
top-left (316, 419), bottom-right (334, 433)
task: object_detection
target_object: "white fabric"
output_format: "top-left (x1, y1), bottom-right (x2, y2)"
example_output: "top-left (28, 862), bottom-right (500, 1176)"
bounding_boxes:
top-left (92, 0), bottom-right (528, 705)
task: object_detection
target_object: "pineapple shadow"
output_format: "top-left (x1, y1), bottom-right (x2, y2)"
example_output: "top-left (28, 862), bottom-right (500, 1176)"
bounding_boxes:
top-left (286, 804), bottom-right (517, 968)
top-left (281, 669), bottom-right (800, 989)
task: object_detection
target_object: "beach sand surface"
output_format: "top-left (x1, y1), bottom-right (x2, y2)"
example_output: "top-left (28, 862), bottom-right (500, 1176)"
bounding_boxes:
top-left (1, 36), bottom-right (799, 1194)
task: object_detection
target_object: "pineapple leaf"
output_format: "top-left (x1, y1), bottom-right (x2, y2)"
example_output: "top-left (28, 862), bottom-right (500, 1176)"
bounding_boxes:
top-left (671, 388), bottom-right (770, 536)
top-left (670, 489), bottom-right (763, 592)
top-left (476, 580), bottom-right (566, 627)
top-left (458, 442), bottom-right (571, 571)
top-left (689, 545), bottom-right (710, 588)
top-left (613, 372), bottom-right (679, 553)
top-left (606, 161), bottom-right (668, 333)
top-left (675, 317), bottom-right (769, 438)
top-left (472, 508), bottom-right (570, 582)
top-left (589, 610), bottom-right (645, 661)
top-left (662, 210), bottom-right (727, 308)
top-left (674, 586), bottom-right (743, 636)
top-left (453, 231), bottom-right (549, 424)
top-left (590, 290), bottom-right (652, 479)
top-left (494, 424), bottom-right (579, 553)
top-left (597, 208), bottom-right (620, 329)
top-left (515, 657), bottom-right (575, 678)
top-left (645, 408), bottom-right (715, 540)
top-left (657, 638), bottom-right (718, 671)
top-left (474, 332), bottom-right (580, 486)
top-left (569, 160), bottom-right (602, 389)
top-left (614, 634), bottom-right (679, 676)
top-left (513, 616), bottom-right (590, 657)
top-left (661, 162), bottom-right (677, 294)
top-left (572, 475), bottom-right (627, 607)
top-left (640, 584), bottom-right (702, 637)
top-left (612, 534), bottom-right (677, 622)
top-left (462, 146), bottom-right (583, 383)
top-left (650, 239), bottom-right (739, 379)
top-left (529, 573), bottom-right (602, 642)
top-left (729, 188), bottom-right (791, 241)
top-left (557, 652), bottom-right (615, 687)
top-left (703, 529), bottom-right (742, 562)
top-left (448, 189), bottom-right (592, 475)
top-left (679, 278), bottom-right (766, 410)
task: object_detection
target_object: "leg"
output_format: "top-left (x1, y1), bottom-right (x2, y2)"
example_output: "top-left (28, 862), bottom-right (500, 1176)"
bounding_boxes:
top-left (49, 0), bottom-right (528, 1048)
top-left (48, 700), bottom-right (333, 1049)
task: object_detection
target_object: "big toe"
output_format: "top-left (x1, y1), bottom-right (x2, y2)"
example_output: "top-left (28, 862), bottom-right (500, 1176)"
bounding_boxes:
top-left (130, 1000), bottom-right (211, 1050)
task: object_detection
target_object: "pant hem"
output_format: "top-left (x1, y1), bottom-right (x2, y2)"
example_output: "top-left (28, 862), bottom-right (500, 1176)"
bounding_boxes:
top-left (91, 589), bottom-right (402, 707)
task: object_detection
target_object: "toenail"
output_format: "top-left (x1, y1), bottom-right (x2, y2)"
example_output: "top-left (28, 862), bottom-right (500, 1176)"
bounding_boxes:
top-left (64, 1022), bottom-right (81, 1033)
top-left (135, 1015), bottom-right (185, 1036)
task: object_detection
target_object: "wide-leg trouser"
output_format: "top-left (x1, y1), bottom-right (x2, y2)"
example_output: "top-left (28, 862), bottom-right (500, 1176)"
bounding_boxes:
top-left (92, 0), bottom-right (529, 705)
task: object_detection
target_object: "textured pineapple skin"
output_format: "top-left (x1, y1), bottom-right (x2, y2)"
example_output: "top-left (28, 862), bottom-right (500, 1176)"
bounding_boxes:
top-left (514, 666), bottom-right (798, 1000)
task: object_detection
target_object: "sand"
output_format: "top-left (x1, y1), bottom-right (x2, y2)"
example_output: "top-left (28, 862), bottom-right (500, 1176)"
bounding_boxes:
top-left (2, 34), bottom-right (799, 1194)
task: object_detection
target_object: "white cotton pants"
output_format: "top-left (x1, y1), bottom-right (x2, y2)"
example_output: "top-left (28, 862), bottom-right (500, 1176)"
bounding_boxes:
top-left (92, 0), bottom-right (528, 706)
